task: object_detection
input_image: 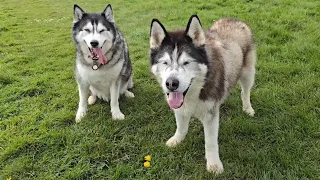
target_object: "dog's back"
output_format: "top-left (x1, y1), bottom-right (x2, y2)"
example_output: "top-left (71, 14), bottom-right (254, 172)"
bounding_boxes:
top-left (208, 18), bottom-right (254, 53)
top-left (205, 18), bottom-right (256, 97)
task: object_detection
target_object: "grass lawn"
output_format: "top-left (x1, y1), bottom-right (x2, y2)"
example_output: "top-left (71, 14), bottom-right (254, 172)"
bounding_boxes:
top-left (0, 0), bottom-right (319, 179)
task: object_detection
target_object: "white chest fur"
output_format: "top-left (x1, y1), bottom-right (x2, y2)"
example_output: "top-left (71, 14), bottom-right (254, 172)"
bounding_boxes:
top-left (173, 79), bottom-right (217, 120)
top-left (176, 97), bottom-right (216, 120)
top-left (76, 60), bottom-right (124, 98)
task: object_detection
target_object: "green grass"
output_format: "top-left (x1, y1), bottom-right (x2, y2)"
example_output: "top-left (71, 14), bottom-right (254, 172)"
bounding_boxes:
top-left (1, 0), bottom-right (319, 179)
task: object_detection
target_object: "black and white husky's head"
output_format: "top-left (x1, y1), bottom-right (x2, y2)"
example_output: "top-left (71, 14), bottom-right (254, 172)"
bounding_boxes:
top-left (72, 4), bottom-right (116, 64)
top-left (149, 15), bottom-right (208, 109)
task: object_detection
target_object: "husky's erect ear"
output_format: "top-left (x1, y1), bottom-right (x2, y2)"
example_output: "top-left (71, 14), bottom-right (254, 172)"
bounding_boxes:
top-left (103, 4), bottom-right (114, 23)
top-left (185, 15), bottom-right (205, 46)
top-left (150, 19), bottom-right (167, 49)
top-left (74, 4), bottom-right (85, 22)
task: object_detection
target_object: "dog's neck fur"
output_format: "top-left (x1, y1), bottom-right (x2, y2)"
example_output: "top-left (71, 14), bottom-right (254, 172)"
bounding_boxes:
top-left (199, 42), bottom-right (225, 101)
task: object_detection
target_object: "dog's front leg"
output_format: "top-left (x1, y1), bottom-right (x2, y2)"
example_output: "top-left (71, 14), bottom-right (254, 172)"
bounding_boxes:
top-left (166, 112), bottom-right (191, 147)
top-left (202, 106), bottom-right (224, 174)
top-left (75, 82), bottom-right (89, 123)
top-left (110, 79), bottom-right (124, 120)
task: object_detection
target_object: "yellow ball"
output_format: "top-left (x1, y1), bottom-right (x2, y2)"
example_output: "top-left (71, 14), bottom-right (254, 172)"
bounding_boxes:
top-left (144, 155), bottom-right (151, 161)
top-left (144, 161), bottom-right (150, 167)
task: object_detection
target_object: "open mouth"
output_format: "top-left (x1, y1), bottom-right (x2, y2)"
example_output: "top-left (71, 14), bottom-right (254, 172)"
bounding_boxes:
top-left (86, 41), bottom-right (108, 65)
top-left (166, 80), bottom-right (192, 109)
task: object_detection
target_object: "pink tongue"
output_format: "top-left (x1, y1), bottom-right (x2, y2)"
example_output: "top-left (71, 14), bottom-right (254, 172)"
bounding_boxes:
top-left (168, 92), bottom-right (184, 109)
top-left (92, 48), bottom-right (107, 65)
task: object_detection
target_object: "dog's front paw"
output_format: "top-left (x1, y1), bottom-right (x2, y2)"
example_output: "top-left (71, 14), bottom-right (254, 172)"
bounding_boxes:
top-left (112, 110), bottom-right (125, 120)
top-left (206, 159), bottom-right (224, 174)
top-left (124, 90), bottom-right (135, 98)
top-left (75, 110), bottom-right (86, 123)
top-left (243, 106), bottom-right (255, 117)
top-left (166, 135), bottom-right (183, 147)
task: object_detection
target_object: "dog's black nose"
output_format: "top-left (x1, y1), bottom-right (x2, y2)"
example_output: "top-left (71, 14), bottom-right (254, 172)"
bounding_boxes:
top-left (90, 40), bottom-right (99, 48)
top-left (166, 77), bottom-right (179, 91)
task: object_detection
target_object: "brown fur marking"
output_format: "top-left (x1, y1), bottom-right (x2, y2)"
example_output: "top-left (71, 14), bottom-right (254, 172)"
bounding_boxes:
top-left (199, 44), bottom-right (225, 101)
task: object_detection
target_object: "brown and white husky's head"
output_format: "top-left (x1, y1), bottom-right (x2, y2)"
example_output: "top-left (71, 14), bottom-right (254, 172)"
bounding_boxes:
top-left (149, 15), bottom-right (209, 109)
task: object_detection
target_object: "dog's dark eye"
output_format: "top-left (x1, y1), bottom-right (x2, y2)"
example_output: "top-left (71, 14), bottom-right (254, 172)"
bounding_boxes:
top-left (99, 29), bottom-right (105, 33)
top-left (163, 62), bottom-right (168, 65)
top-left (84, 29), bottom-right (90, 32)
top-left (106, 28), bottom-right (110, 31)
top-left (183, 61), bottom-right (190, 65)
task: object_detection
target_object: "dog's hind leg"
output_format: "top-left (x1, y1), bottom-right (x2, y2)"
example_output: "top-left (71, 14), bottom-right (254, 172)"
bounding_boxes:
top-left (122, 75), bottom-right (134, 98)
top-left (124, 90), bottom-right (135, 98)
top-left (88, 86), bottom-right (97, 105)
top-left (239, 47), bottom-right (256, 117)
top-left (127, 74), bottom-right (134, 89)
top-left (88, 95), bottom-right (97, 105)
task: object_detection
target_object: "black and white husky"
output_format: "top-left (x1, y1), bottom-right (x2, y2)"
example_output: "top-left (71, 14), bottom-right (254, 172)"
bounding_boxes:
top-left (149, 15), bottom-right (256, 173)
top-left (72, 4), bottom-right (134, 122)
